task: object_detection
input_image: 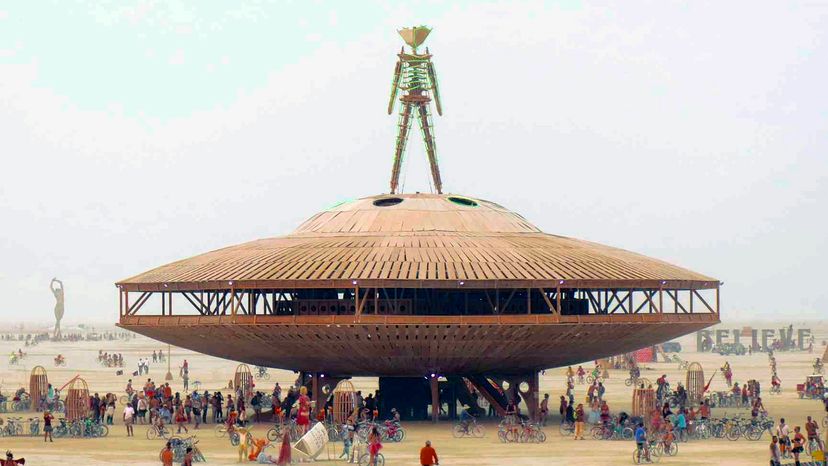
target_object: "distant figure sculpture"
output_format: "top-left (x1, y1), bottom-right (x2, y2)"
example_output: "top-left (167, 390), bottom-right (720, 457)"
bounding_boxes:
top-left (50, 278), bottom-right (64, 339)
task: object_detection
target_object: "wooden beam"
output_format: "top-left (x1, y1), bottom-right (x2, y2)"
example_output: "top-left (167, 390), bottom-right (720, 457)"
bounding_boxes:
top-left (538, 288), bottom-right (556, 314)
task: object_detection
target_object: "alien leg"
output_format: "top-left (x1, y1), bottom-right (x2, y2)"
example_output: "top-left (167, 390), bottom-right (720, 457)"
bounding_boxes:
top-left (416, 104), bottom-right (442, 194)
top-left (390, 102), bottom-right (414, 194)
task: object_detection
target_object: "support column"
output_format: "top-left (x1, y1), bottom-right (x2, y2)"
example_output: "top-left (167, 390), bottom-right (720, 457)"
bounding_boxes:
top-left (430, 375), bottom-right (439, 423)
top-left (312, 372), bottom-right (321, 419)
top-left (527, 371), bottom-right (540, 422)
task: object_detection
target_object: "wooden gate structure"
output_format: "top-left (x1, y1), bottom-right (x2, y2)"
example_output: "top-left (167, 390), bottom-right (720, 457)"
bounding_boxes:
top-left (233, 364), bottom-right (253, 399)
top-left (685, 362), bottom-right (705, 407)
top-left (632, 378), bottom-right (656, 420)
top-left (65, 376), bottom-right (90, 421)
top-left (332, 380), bottom-right (357, 423)
top-left (29, 366), bottom-right (49, 411)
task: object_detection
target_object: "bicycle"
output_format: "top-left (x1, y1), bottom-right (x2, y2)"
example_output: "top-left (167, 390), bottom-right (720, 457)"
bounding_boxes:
top-left (632, 440), bottom-right (661, 464)
top-left (27, 417), bottom-right (41, 436)
top-left (587, 374), bottom-right (604, 384)
top-left (214, 423), bottom-right (241, 446)
top-left (164, 436), bottom-right (206, 463)
top-left (518, 422), bottom-right (546, 443)
top-left (452, 418), bottom-right (484, 438)
top-left (147, 424), bottom-right (172, 440)
top-left (559, 420), bottom-right (575, 436)
top-left (254, 366), bottom-right (271, 380)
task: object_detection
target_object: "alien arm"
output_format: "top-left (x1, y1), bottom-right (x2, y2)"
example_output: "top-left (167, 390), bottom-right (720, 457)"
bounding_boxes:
top-left (387, 59), bottom-right (402, 115)
top-left (427, 60), bottom-right (442, 116)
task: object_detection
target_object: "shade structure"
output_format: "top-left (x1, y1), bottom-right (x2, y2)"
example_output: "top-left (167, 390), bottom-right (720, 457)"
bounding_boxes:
top-left (29, 366), bottom-right (48, 411)
top-left (65, 377), bottom-right (90, 421)
top-left (685, 362), bottom-right (705, 407)
top-left (117, 193), bottom-right (720, 376)
top-left (332, 380), bottom-right (357, 423)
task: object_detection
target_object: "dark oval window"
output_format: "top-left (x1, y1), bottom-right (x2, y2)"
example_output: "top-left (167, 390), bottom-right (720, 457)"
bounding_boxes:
top-left (373, 197), bottom-right (404, 207)
top-left (448, 196), bottom-right (478, 207)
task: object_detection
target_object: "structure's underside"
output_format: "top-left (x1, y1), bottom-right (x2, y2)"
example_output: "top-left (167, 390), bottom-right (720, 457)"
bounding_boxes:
top-left (120, 313), bottom-right (717, 376)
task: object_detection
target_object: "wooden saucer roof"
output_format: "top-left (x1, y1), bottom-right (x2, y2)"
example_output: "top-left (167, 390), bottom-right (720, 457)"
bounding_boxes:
top-left (117, 193), bottom-right (718, 291)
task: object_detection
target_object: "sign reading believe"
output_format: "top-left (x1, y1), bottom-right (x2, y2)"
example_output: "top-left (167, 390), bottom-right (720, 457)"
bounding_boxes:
top-left (696, 327), bottom-right (811, 351)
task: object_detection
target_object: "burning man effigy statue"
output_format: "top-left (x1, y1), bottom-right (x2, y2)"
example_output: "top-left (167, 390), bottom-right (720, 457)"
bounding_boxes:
top-left (387, 26), bottom-right (444, 194)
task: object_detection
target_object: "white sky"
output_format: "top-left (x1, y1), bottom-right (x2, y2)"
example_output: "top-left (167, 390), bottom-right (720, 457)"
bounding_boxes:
top-left (1, 1), bottom-right (826, 323)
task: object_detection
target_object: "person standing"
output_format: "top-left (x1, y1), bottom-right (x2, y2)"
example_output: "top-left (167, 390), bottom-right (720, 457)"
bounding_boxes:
top-left (539, 393), bottom-right (549, 426)
top-left (769, 435), bottom-right (782, 466)
top-left (43, 410), bottom-right (54, 442)
top-left (777, 418), bottom-right (790, 459)
top-left (183, 370), bottom-right (189, 392)
top-left (419, 440), bottom-right (439, 466)
top-left (296, 387), bottom-right (311, 435)
top-left (106, 400), bottom-right (115, 425)
top-left (201, 391), bottom-right (209, 424)
top-left (806, 416), bottom-right (825, 451)
top-left (161, 442), bottom-right (174, 466)
top-left (123, 402), bottom-right (135, 437)
top-left (137, 395), bottom-right (148, 425)
top-left (574, 403), bottom-right (585, 440)
top-left (182, 447), bottom-right (194, 466)
top-left (792, 426), bottom-right (805, 466)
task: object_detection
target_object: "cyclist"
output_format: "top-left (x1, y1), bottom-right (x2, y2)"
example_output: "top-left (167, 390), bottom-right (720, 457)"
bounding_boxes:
top-left (456, 405), bottom-right (474, 435)
top-left (634, 422), bottom-right (649, 462)
top-left (771, 373), bottom-right (782, 393)
top-left (576, 366), bottom-right (585, 384)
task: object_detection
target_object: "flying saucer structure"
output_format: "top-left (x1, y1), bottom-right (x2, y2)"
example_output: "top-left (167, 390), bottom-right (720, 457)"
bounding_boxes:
top-left (116, 26), bottom-right (719, 421)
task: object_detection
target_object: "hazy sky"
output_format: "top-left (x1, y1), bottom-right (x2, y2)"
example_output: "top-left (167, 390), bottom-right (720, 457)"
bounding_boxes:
top-left (1, 1), bottom-right (826, 323)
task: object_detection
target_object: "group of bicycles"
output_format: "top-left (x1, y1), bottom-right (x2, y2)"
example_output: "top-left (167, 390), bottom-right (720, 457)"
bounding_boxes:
top-left (497, 418), bottom-right (547, 443)
top-left (159, 436), bottom-right (206, 463)
top-left (0, 416), bottom-right (41, 437)
top-left (51, 418), bottom-right (109, 438)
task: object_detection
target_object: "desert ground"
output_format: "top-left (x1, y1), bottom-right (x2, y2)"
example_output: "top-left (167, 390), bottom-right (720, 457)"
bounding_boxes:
top-left (0, 322), bottom-right (826, 465)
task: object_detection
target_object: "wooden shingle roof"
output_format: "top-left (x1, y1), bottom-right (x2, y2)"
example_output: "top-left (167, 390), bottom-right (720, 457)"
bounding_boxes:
top-left (118, 193), bottom-right (717, 290)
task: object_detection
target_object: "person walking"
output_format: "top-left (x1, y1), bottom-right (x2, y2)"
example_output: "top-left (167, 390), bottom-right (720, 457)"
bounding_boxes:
top-left (124, 402), bottom-right (135, 437)
top-left (419, 440), bottom-right (439, 466)
top-left (175, 405), bottom-right (189, 434)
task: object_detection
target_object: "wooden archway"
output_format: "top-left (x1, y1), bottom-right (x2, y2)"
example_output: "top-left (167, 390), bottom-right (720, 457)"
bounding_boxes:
top-left (29, 366), bottom-right (49, 411)
top-left (233, 364), bottom-right (253, 399)
top-left (685, 362), bottom-right (705, 407)
top-left (631, 378), bottom-right (656, 419)
top-left (332, 379), bottom-right (357, 423)
top-left (65, 377), bottom-right (90, 421)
